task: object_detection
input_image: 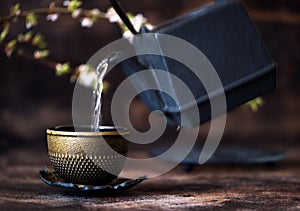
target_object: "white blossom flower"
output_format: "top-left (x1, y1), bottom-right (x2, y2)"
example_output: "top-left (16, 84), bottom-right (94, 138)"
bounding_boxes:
top-left (105, 7), bottom-right (122, 24)
top-left (131, 14), bottom-right (147, 32)
top-left (72, 8), bottom-right (82, 18)
top-left (46, 13), bottom-right (59, 22)
top-left (15, 10), bottom-right (21, 16)
top-left (77, 65), bottom-right (97, 88)
top-left (122, 30), bottom-right (134, 43)
top-left (26, 22), bottom-right (32, 29)
top-left (122, 14), bottom-right (153, 42)
top-left (145, 23), bottom-right (154, 30)
top-left (63, 1), bottom-right (70, 7)
top-left (5, 50), bottom-right (12, 58)
top-left (122, 30), bottom-right (131, 38)
top-left (90, 8), bottom-right (100, 16)
top-left (106, 8), bottom-right (154, 42)
top-left (81, 17), bottom-right (93, 28)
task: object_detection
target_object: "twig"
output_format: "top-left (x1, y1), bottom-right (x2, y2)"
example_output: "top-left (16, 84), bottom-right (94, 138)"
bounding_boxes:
top-left (1, 7), bottom-right (107, 23)
top-left (15, 49), bottom-right (67, 72)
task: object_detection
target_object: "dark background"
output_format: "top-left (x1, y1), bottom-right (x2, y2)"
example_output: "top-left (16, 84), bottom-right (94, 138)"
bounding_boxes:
top-left (0, 0), bottom-right (299, 154)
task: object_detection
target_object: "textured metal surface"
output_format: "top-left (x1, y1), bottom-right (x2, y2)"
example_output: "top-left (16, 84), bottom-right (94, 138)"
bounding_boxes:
top-left (47, 126), bottom-right (128, 185)
top-left (119, 0), bottom-right (276, 126)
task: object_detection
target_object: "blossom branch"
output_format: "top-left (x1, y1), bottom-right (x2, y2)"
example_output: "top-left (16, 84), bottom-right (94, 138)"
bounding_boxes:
top-left (15, 48), bottom-right (57, 69)
top-left (0, 7), bottom-right (106, 23)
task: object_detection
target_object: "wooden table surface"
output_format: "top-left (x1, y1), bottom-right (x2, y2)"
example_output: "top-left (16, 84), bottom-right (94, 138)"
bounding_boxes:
top-left (0, 145), bottom-right (299, 210)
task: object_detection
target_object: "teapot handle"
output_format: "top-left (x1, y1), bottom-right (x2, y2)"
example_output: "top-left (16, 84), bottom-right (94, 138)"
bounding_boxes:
top-left (109, 0), bottom-right (224, 35)
top-left (109, 0), bottom-right (139, 35)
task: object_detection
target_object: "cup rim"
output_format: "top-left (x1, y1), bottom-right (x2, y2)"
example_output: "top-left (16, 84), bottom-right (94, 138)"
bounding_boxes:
top-left (46, 125), bottom-right (129, 137)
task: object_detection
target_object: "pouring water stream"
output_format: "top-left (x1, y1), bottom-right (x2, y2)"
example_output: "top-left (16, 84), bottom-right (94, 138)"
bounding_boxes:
top-left (91, 52), bottom-right (120, 132)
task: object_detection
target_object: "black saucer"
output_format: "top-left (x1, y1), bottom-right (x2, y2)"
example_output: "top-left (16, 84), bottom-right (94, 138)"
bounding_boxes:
top-left (39, 167), bottom-right (148, 193)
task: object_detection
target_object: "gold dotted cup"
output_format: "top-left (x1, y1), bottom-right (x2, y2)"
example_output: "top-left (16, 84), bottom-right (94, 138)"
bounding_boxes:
top-left (46, 126), bottom-right (128, 185)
